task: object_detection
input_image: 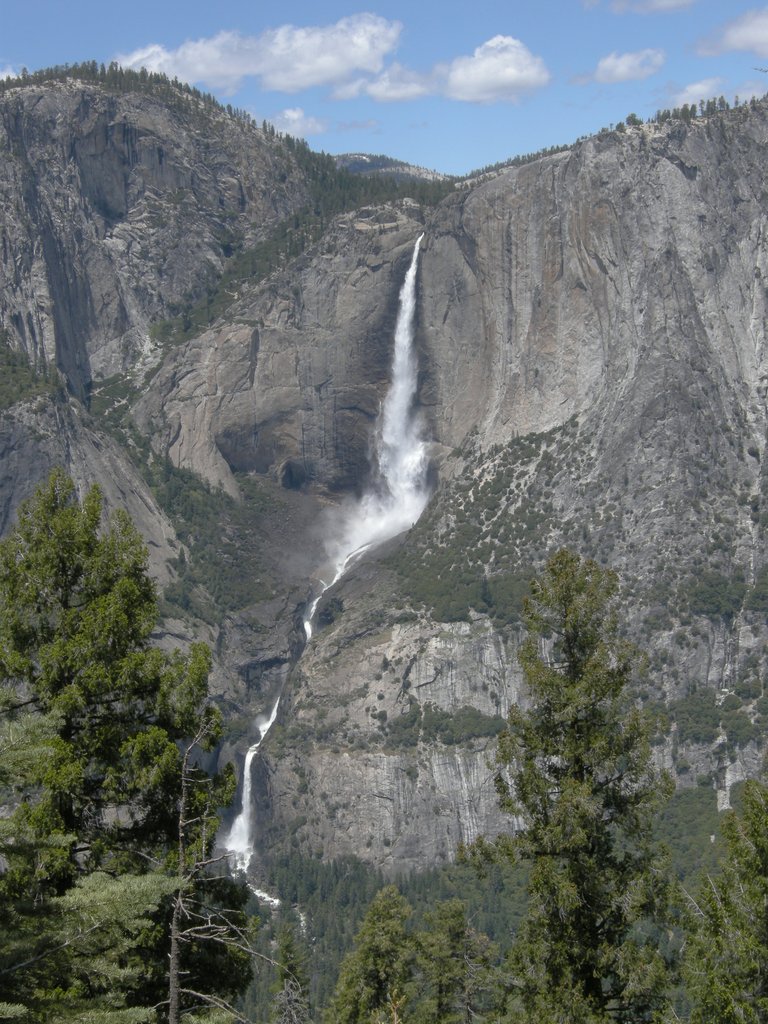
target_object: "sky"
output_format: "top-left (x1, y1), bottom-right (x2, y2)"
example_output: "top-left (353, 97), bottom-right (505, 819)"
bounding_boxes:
top-left (3, 0), bottom-right (768, 175)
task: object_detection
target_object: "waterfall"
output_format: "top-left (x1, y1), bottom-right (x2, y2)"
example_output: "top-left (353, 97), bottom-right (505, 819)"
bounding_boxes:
top-left (225, 697), bottom-right (280, 872)
top-left (304, 233), bottom-right (428, 639)
top-left (224, 234), bottom-right (428, 880)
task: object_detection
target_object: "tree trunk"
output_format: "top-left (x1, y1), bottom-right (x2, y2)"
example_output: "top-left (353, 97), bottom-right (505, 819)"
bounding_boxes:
top-left (168, 893), bottom-right (183, 1024)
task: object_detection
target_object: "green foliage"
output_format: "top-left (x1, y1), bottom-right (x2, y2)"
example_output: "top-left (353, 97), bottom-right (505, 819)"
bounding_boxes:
top-left (652, 94), bottom-right (735, 125)
top-left (382, 702), bottom-right (423, 747)
top-left (245, 852), bottom-right (529, 1021)
top-left (735, 674), bottom-right (763, 700)
top-left (262, 854), bottom-right (386, 1015)
top-left (383, 701), bottom-right (506, 749)
top-left (0, 471), bottom-right (175, 868)
top-left (411, 899), bottom-right (499, 1024)
top-left (145, 462), bottom-right (280, 618)
top-left (0, 336), bottom-right (57, 410)
top-left (720, 693), bottom-right (743, 713)
top-left (655, 786), bottom-right (722, 884)
top-left (745, 566), bottom-right (768, 613)
top-left (0, 471), bottom-right (252, 1022)
top-left (722, 708), bottom-right (759, 749)
top-left (42, 871), bottom-right (178, 1022)
top-left (685, 569), bottom-right (746, 621)
top-left (324, 886), bottom-right (413, 1024)
top-left (684, 780), bottom-right (768, 1023)
top-left (402, 858), bottom-right (529, 953)
top-left (320, 884), bottom-right (505, 1024)
top-left (270, 922), bottom-right (311, 1024)
top-left (482, 550), bottom-right (674, 1022)
top-left (669, 689), bottom-right (760, 750)
top-left (670, 690), bottom-right (720, 745)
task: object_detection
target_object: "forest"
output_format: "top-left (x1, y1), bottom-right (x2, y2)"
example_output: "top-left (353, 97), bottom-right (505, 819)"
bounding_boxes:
top-left (1, 475), bottom-right (767, 1023)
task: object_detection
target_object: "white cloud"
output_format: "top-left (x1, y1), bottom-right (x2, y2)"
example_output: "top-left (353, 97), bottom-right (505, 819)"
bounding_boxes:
top-left (613, 0), bottom-right (694, 11)
top-left (699, 8), bottom-right (768, 59)
top-left (361, 63), bottom-right (431, 101)
top-left (345, 35), bottom-right (552, 105)
top-left (669, 77), bottom-right (724, 107)
top-left (337, 40), bottom-right (551, 105)
top-left (117, 25), bottom-right (551, 108)
top-left (441, 35), bottom-right (550, 102)
top-left (271, 107), bottom-right (329, 136)
top-left (116, 15), bottom-right (401, 94)
top-left (0, 65), bottom-right (17, 79)
top-left (332, 78), bottom-right (367, 100)
top-left (593, 48), bottom-right (665, 83)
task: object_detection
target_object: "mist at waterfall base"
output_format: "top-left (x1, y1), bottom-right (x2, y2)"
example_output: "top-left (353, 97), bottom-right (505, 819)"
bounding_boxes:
top-left (304, 233), bottom-right (429, 640)
top-left (223, 234), bottom-right (428, 879)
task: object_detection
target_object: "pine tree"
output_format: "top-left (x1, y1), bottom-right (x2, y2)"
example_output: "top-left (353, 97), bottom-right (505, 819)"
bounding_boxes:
top-left (412, 899), bottom-right (498, 1024)
top-left (478, 550), bottom-right (673, 1023)
top-left (325, 886), bottom-right (413, 1024)
top-left (684, 779), bottom-right (768, 1022)
top-left (271, 921), bottom-right (311, 1024)
top-left (0, 471), bottom-right (254, 1021)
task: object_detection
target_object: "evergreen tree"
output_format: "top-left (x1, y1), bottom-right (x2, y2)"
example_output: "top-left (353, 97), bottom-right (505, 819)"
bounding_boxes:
top-left (684, 779), bottom-right (768, 1023)
top-left (477, 550), bottom-right (673, 1023)
top-left (325, 886), bottom-right (413, 1024)
top-left (0, 470), bottom-right (194, 876)
top-left (270, 921), bottom-right (311, 1024)
top-left (412, 899), bottom-right (498, 1024)
top-left (0, 471), bottom-right (253, 1021)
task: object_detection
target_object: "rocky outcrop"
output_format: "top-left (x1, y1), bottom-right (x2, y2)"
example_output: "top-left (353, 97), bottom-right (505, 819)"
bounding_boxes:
top-left (132, 204), bottom-right (426, 497)
top-left (261, 559), bottom-right (522, 873)
top-left (419, 112), bottom-right (768, 453)
top-left (0, 394), bottom-right (179, 579)
top-left (0, 79), bottom-right (309, 396)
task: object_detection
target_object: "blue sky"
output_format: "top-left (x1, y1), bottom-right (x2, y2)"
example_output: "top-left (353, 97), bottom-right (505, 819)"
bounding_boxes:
top-left (3, 0), bottom-right (768, 174)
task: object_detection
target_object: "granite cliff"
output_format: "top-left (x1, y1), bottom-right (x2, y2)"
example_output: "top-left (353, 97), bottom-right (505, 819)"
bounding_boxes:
top-left (1, 71), bottom-right (767, 876)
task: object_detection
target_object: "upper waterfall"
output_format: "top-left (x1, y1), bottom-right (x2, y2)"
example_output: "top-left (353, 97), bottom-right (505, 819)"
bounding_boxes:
top-left (304, 233), bottom-right (428, 639)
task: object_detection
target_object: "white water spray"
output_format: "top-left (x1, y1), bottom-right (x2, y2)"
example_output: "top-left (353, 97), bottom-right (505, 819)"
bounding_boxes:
top-left (304, 233), bottom-right (428, 639)
top-left (225, 697), bottom-right (280, 872)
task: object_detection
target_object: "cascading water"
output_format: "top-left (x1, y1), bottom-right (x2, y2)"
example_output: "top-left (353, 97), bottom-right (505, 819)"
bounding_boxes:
top-left (224, 234), bottom-right (429, 885)
top-left (304, 233), bottom-right (428, 639)
top-left (225, 697), bottom-right (280, 874)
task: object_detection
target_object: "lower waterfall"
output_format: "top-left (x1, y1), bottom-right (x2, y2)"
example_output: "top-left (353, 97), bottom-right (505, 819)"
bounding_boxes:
top-left (224, 232), bottom-right (429, 878)
top-left (224, 697), bottom-right (280, 876)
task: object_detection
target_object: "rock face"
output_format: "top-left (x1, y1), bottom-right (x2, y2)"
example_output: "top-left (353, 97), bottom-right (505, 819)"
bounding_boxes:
top-left (261, 560), bottom-right (522, 874)
top-left (0, 79), bottom-right (309, 396)
top-left (132, 205), bottom-right (426, 498)
top-left (419, 114), bottom-right (768, 453)
top-left (0, 394), bottom-right (180, 580)
top-left (2, 76), bottom-right (768, 876)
